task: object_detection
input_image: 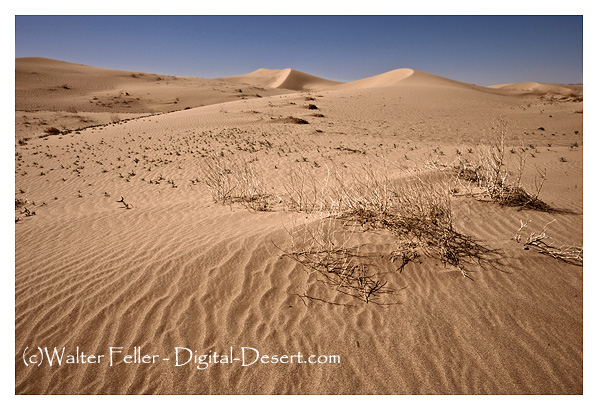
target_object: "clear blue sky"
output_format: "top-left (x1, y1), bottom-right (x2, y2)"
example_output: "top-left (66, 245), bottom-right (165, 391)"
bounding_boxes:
top-left (15, 15), bottom-right (583, 85)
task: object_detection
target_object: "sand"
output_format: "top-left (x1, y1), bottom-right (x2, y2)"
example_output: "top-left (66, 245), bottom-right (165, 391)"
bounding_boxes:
top-left (15, 58), bottom-right (582, 394)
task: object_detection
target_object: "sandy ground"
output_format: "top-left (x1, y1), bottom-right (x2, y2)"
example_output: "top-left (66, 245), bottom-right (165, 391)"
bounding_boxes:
top-left (15, 58), bottom-right (582, 394)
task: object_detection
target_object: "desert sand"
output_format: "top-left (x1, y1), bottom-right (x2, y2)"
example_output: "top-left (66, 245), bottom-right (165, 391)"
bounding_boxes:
top-left (15, 58), bottom-right (582, 394)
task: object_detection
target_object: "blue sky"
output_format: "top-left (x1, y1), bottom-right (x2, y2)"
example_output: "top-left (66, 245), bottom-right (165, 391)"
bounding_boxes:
top-left (15, 15), bottom-right (583, 85)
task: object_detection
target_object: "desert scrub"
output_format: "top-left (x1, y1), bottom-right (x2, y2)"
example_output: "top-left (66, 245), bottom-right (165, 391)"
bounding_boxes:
top-left (281, 213), bottom-right (398, 305)
top-left (331, 167), bottom-right (492, 278)
top-left (451, 118), bottom-right (554, 211)
top-left (199, 154), bottom-right (278, 211)
top-left (280, 162), bottom-right (494, 304)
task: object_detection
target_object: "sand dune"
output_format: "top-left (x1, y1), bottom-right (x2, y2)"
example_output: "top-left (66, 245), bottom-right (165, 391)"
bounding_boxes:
top-left (15, 57), bottom-right (288, 140)
top-left (14, 58), bottom-right (583, 394)
top-left (220, 68), bottom-right (342, 91)
top-left (489, 81), bottom-right (583, 99)
top-left (16, 57), bottom-right (290, 114)
top-left (330, 68), bottom-right (490, 92)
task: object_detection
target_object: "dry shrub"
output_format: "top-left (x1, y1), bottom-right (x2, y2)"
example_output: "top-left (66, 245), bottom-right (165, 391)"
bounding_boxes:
top-left (514, 220), bottom-right (582, 265)
top-left (332, 169), bottom-right (491, 278)
top-left (282, 214), bottom-right (398, 305)
top-left (451, 118), bottom-right (555, 211)
top-left (283, 164), bottom-right (336, 213)
top-left (280, 162), bottom-right (494, 304)
top-left (199, 155), bottom-right (277, 211)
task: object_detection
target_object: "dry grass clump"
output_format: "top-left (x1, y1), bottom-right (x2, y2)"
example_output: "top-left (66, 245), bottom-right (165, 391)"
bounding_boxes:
top-left (514, 220), bottom-right (582, 265)
top-left (451, 118), bottom-right (555, 211)
top-left (283, 164), bottom-right (336, 213)
top-left (199, 155), bottom-right (277, 211)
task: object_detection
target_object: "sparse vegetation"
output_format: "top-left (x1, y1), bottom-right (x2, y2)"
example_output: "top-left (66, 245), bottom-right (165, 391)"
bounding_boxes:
top-left (199, 154), bottom-right (278, 211)
top-left (514, 220), bottom-right (582, 265)
top-left (15, 198), bottom-right (27, 209)
top-left (277, 162), bottom-right (495, 304)
top-left (283, 116), bottom-right (309, 124)
top-left (451, 118), bottom-right (555, 211)
top-left (116, 196), bottom-right (133, 209)
top-left (45, 127), bottom-right (61, 135)
top-left (281, 214), bottom-right (398, 305)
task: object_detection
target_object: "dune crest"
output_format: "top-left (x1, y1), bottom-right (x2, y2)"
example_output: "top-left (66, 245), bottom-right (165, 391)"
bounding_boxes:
top-left (330, 68), bottom-right (491, 92)
top-left (219, 68), bottom-right (342, 91)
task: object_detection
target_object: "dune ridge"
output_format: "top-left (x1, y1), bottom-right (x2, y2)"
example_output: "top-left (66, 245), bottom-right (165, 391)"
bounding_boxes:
top-left (330, 68), bottom-right (490, 92)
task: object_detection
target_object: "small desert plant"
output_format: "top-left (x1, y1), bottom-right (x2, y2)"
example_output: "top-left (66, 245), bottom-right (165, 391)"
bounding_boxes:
top-left (15, 198), bottom-right (28, 209)
top-left (45, 127), bottom-right (61, 135)
top-left (116, 196), bottom-right (133, 209)
top-left (331, 169), bottom-right (491, 279)
top-left (283, 116), bottom-right (309, 124)
top-left (283, 163), bottom-right (335, 213)
top-left (514, 220), bottom-right (582, 265)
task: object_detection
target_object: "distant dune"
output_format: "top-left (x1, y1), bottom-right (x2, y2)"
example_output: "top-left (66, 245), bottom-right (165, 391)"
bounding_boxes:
top-left (219, 68), bottom-right (342, 91)
top-left (330, 68), bottom-right (491, 92)
top-left (15, 57), bottom-right (287, 114)
top-left (488, 81), bottom-right (582, 99)
top-left (329, 68), bottom-right (583, 100)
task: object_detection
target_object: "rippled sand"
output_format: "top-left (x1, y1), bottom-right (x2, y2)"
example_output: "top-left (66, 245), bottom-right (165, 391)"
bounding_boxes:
top-left (15, 59), bottom-right (582, 394)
